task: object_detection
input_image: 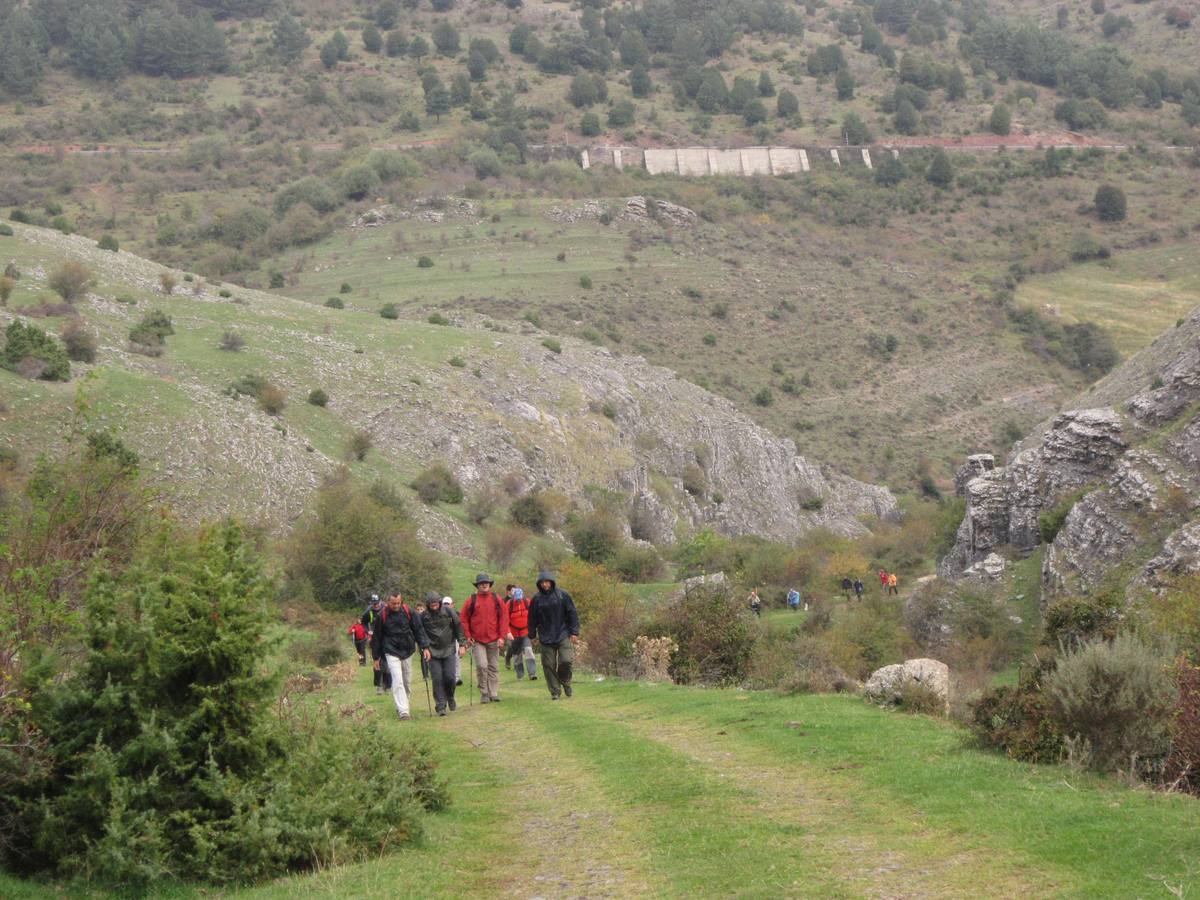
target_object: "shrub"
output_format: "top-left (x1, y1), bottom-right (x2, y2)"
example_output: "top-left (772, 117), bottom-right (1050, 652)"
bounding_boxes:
top-left (324, 297), bottom-right (344, 309)
top-left (417, 256), bottom-right (434, 268)
top-left (1094, 184), bottom-right (1126, 222)
top-left (307, 388), bottom-right (329, 407)
top-left (542, 338), bottom-right (562, 354)
top-left (989, 104), bottom-right (1012, 135)
top-left (580, 112), bottom-right (601, 135)
top-left (412, 464), bottom-right (463, 504)
top-left (427, 312), bottom-right (450, 326)
top-left (258, 384), bottom-right (287, 416)
top-left (1, 321), bottom-right (71, 381)
top-left (971, 664), bottom-right (1066, 762)
top-left (60, 318), bottom-right (98, 363)
top-left (579, 275), bottom-right (593, 289)
top-left (469, 148), bottom-right (502, 179)
top-left (510, 492), bottom-right (549, 532)
top-left (825, 595), bottom-right (917, 680)
top-left (380, 303), bottom-right (400, 319)
top-left (752, 387), bottom-right (773, 407)
top-left (448, 356), bottom-right (466, 368)
top-left (128, 310), bottom-right (174, 349)
top-left (47, 261), bottom-right (95, 303)
top-left (159, 272), bottom-right (177, 295)
top-left (1165, 661), bottom-right (1200, 794)
top-left (97, 234), bottom-right (119, 252)
top-left (0, 223), bottom-right (12, 236)
top-left (485, 523), bottom-right (527, 569)
top-left (656, 583), bottom-right (754, 685)
top-left (347, 429), bottom-right (373, 461)
top-left (569, 511), bottom-right (624, 564)
top-left (340, 282), bottom-right (353, 294)
top-left (611, 543), bottom-right (664, 583)
top-left (1042, 592), bottom-right (1121, 650)
top-left (0, 276), bottom-right (13, 305)
top-left (219, 329), bottom-right (245, 352)
top-left (228, 374), bottom-right (268, 398)
top-left (1047, 633), bottom-right (1176, 772)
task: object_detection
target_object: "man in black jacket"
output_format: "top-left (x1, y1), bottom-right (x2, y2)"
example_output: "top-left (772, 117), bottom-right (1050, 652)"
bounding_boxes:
top-left (527, 570), bottom-right (580, 700)
top-left (419, 591), bottom-right (466, 716)
top-left (371, 590), bottom-right (431, 721)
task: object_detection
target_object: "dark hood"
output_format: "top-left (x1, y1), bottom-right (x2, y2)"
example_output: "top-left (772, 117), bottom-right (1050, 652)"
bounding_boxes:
top-left (536, 570), bottom-right (556, 592)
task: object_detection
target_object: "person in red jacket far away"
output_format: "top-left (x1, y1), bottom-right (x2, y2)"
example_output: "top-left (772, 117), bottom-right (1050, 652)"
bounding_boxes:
top-left (462, 574), bottom-right (509, 704)
top-left (347, 620), bottom-right (367, 665)
top-left (878, 569), bottom-right (889, 592)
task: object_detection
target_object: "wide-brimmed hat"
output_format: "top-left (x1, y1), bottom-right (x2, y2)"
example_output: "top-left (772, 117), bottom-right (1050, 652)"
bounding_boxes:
top-left (474, 572), bottom-right (493, 586)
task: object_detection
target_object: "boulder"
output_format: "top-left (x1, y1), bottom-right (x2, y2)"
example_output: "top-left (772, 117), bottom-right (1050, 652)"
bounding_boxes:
top-left (865, 658), bottom-right (950, 710)
top-left (963, 552), bottom-right (1006, 580)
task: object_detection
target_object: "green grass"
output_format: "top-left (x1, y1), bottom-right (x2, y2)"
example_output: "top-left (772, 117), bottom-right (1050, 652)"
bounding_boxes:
top-left (1018, 244), bottom-right (1200, 356)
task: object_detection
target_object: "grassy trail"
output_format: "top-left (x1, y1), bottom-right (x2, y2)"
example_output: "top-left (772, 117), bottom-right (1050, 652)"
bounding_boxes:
top-left (244, 667), bottom-right (1199, 899)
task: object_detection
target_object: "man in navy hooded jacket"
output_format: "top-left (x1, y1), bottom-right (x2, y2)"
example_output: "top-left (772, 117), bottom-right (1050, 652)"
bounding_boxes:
top-left (527, 570), bottom-right (580, 700)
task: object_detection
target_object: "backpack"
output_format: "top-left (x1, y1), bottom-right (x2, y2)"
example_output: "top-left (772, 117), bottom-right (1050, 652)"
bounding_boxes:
top-left (464, 592), bottom-right (503, 629)
top-left (380, 603), bottom-right (417, 631)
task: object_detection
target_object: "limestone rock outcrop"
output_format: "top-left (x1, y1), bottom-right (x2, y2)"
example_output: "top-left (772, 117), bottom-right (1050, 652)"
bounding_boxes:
top-left (865, 658), bottom-right (950, 710)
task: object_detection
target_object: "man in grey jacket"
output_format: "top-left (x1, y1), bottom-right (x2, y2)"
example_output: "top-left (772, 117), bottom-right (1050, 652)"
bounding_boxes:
top-left (419, 591), bottom-right (466, 715)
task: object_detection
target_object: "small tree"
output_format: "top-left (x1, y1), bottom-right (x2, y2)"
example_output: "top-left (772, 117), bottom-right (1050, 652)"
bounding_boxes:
top-left (776, 89), bottom-right (800, 121)
top-left (510, 492), bottom-right (549, 532)
top-left (60, 318), bottom-right (98, 363)
top-left (47, 261), bottom-right (94, 303)
top-left (347, 429), bottom-right (373, 461)
top-left (569, 511), bottom-right (623, 564)
top-left (257, 383), bottom-right (286, 416)
top-left (432, 21), bottom-right (460, 55)
top-left (362, 23), bottom-right (382, 53)
top-left (580, 112), bottom-right (602, 136)
top-left (742, 99), bottom-right (767, 126)
top-left (469, 148), bottom-right (502, 179)
top-left (989, 104), bottom-right (1012, 135)
top-left (1094, 184), bottom-right (1127, 221)
top-left (128, 310), bottom-right (174, 349)
top-left (926, 148), bottom-right (954, 188)
top-left (159, 272), bottom-right (177, 295)
top-left (412, 464), bottom-right (463, 504)
top-left (1, 321), bottom-right (71, 381)
top-left (630, 64), bottom-right (652, 98)
top-left (0, 276), bottom-right (14, 306)
top-left (835, 67), bottom-right (855, 100)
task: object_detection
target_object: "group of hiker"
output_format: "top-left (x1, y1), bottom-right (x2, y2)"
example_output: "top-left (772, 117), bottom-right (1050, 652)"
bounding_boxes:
top-left (744, 569), bottom-right (901, 616)
top-left (348, 571), bottom-right (580, 721)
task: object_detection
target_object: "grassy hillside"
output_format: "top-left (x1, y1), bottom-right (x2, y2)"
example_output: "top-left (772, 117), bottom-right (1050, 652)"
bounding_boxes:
top-left (6, 672), bottom-right (1196, 898)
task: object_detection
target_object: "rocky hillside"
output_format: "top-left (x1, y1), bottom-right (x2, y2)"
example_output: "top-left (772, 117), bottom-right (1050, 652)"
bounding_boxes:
top-left (940, 301), bottom-right (1200, 602)
top-left (0, 224), bottom-right (894, 553)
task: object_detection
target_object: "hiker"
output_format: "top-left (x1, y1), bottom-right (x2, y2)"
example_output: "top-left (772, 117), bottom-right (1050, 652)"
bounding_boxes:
top-left (503, 584), bottom-right (517, 670)
top-left (347, 620), bottom-right (368, 665)
top-left (878, 569), bottom-right (888, 593)
top-left (852, 578), bottom-right (865, 600)
top-left (507, 585), bottom-right (538, 681)
top-left (462, 574), bottom-right (509, 704)
top-left (748, 588), bottom-right (762, 617)
top-left (415, 600), bottom-right (430, 680)
top-left (787, 588), bottom-right (801, 612)
top-left (887, 572), bottom-right (899, 595)
top-left (420, 591), bottom-right (466, 716)
top-left (370, 590), bottom-right (431, 721)
top-left (840, 576), bottom-right (852, 598)
top-left (528, 570), bottom-right (580, 700)
top-left (444, 597), bottom-right (462, 685)
top-left (363, 594), bottom-right (391, 694)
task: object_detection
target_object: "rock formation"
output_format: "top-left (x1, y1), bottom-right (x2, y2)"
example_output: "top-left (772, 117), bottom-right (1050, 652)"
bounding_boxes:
top-left (865, 658), bottom-right (950, 710)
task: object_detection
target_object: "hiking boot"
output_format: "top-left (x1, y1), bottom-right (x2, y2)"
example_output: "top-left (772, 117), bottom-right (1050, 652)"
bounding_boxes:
top-left (398, 713), bottom-right (411, 721)
top-left (480, 697), bottom-right (490, 704)
top-left (375, 686), bottom-right (383, 695)
top-left (437, 709), bottom-right (447, 717)
top-left (491, 696), bottom-right (501, 702)
top-left (529, 673), bottom-right (538, 680)
top-left (455, 679), bottom-right (463, 686)
top-left (563, 684), bottom-right (573, 698)
top-left (551, 693), bottom-right (560, 700)
top-left (448, 699), bottom-right (457, 712)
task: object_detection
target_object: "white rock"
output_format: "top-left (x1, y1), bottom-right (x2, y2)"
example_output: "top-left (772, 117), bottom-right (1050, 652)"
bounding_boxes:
top-left (865, 658), bottom-right (950, 710)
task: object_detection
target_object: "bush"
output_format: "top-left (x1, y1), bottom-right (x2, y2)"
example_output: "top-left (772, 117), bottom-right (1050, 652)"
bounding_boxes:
top-left (510, 492), bottom-right (549, 532)
top-left (47, 261), bottom-right (95, 303)
top-left (60, 318), bottom-right (98, 363)
top-left (228, 374), bottom-right (268, 398)
top-left (579, 274), bottom-right (593, 289)
top-left (258, 384), bottom-right (287, 416)
top-left (1165, 661), bottom-right (1200, 794)
top-left (340, 283), bottom-right (352, 294)
top-left (1, 321), bottom-right (71, 381)
top-left (128, 310), bottom-right (174, 349)
top-left (0, 223), bottom-right (12, 237)
top-left (0, 276), bottom-right (13, 305)
top-left (412, 464), bottom-right (463, 505)
top-left (347, 429), bottom-right (373, 461)
top-left (97, 234), bottom-right (119, 252)
top-left (485, 523), bottom-right (527, 569)
top-left (469, 148), bottom-right (502, 179)
top-left (611, 543), bottom-right (664, 583)
top-left (542, 338), bottom-right (562, 354)
top-left (324, 297), bottom-right (344, 309)
top-left (290, 474), bottom-right (447, 607)
top-left (580, 112), bottom-right (601, 136)
top-left (307, 388), bottom-right (329, 407)
top-left (219, 329), bottom-right (245, 351)
top-left (1042, 593), bottom-right (1121, 650)
top-left (569, 511), bottom-right (624, 564)
top-left (417, 256), bottom-right (434, 268)
top-left (1047, 633), bottom-right (1176, 772)
top-left (1094, 184), bottom-right (1127, 222)
top-left (380, 303), bottom-right (400, 319)
top-left (971, 664), bottom-right (1066, 762)
top-left (989, 104), bottom-right (1012, 135)
top-left (655, 583), bottom-right (754, 685)
top-left (427, 313), bottom-right (449, 326)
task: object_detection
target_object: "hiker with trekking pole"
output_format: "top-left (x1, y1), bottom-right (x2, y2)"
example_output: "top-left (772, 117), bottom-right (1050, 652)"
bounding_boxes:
top-left (461, 574), bottom-right (509, 704)
top-left (419, 591), bottom-right (467, 716)
top-left (528, 570), bottom-right (580, 701)
top-left (370, 589), bottom-right (431, 722)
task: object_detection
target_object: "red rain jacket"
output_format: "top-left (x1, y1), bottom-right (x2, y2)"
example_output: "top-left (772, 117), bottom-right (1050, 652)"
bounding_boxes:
top-left (462, 591), bottom-right (509, 644)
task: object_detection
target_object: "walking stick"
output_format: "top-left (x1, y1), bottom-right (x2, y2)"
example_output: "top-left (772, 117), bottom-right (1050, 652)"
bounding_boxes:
top-left (468, 644), bottom-right (474, 707)
top-left (422, 658), bottom-right (434, 718)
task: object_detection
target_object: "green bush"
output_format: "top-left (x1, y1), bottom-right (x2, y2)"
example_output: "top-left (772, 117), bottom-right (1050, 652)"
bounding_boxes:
top-left (1, 321), bottom-right (71, 381)
top-left (1094, 184), bottom-right (1126, 222)
top-left (417, 256), bottom-right (434, 268)
top-left (380, 303), bottom-right (400, 319)
top-left (611, 543), bottom-right (664, 583)
top-left (1042, 592), bottom-right (1121, 650)
top-left (97, 234), bottom-right (119, 252)
top-left (412, 464), bottom-right (463, 505)
top-left (579, 274), bottom-right (593, 289)
top-left (469, 148), bottom-right (502, 179)
top-left (228, 373), bottom-right (269, 398)
top-left (542, 338), bottom-right (562, 354)
top-left (324, 297), bottom-right (344, 309)
top-left (339, 282), bottom-right (352, 293)
top-left (60, 318), bottom-right (98, 363)
top-left (47, 261), bottom-right (95, 303)
top-left (569, 511), bottom-right (624, 564)
top-left (347, 429), bottom-right (373, 462)
top-left (307, 388), bottom-right (329, 407)
top-left (427, 312), bottom-right (450, 325)
top-left (4, 522), bottom-right (446, 888)
top-left (0, 223), bottom-right (12, 236)
top-left (510, 492), bottom-right (549, 532)
top-left (128, 310), bottom-right (174, 348)
top-left (1047, 633), bottom-right (1176, 772)
top-left (655, 584), bottom-right (754, 685)
top-left (971, 664), bottom-right (1066, 763)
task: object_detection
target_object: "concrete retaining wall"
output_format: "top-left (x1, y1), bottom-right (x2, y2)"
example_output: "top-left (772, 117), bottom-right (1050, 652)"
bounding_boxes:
top-left (583, 145), bottom-right (884, 176)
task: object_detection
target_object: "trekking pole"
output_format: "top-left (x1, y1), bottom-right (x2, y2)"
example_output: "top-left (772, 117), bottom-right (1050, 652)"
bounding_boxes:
top-left (468, 645), bottom-right (475, 707)
top-left (422, 661), bottom-right (433, 718)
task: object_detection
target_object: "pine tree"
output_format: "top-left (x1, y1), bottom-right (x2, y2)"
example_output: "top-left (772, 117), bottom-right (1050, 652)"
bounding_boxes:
top-left (926, 148), bottom-right (954, 188)
top-left (272, 13), bottom-right (309, 62)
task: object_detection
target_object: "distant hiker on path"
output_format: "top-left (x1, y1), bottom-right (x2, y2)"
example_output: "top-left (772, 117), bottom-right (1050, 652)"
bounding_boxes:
top-left (841, 577), bottom-right (853, 598)
top-left (787, 589), bottom-right (801, 612)
top-left (528, 570), bottom-right (580, 700)
top-left (506, 585), bottom-right (538, 681)
top-left (503, 584), bottom-right (519, 670)
top-left (348, 620), bottom-right (367, 665)
top-left (462, 574), bottom-right (509, 704)
top-left (853, 578), bottom-right (865, 600)
top-left (371, 590), bottom-right (431, 721)
top-left (878, 570), bottom-right (889, 593)
top-left (748, 588), bottom-right (762, 617)
top-left (887, 573), bottom-right (899, 595)
top-left (419, 591), bottom-right (466, 716)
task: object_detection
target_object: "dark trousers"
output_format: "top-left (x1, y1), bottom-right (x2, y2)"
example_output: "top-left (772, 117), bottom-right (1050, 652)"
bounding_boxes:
top-left (429, 655), bottom-right (458, 711)
top-left (354, 638), bottom-right (367, 665)
top-left (539, 641), bottom-right (574, 698)
top-left (373, 656), bottom-right (392, 689)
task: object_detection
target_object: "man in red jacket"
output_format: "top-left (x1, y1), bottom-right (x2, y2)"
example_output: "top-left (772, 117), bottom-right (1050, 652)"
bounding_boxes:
top-left (506, 585), bottom-right (538, 681)
top-left (462, 573), bottom-right (509, 704)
